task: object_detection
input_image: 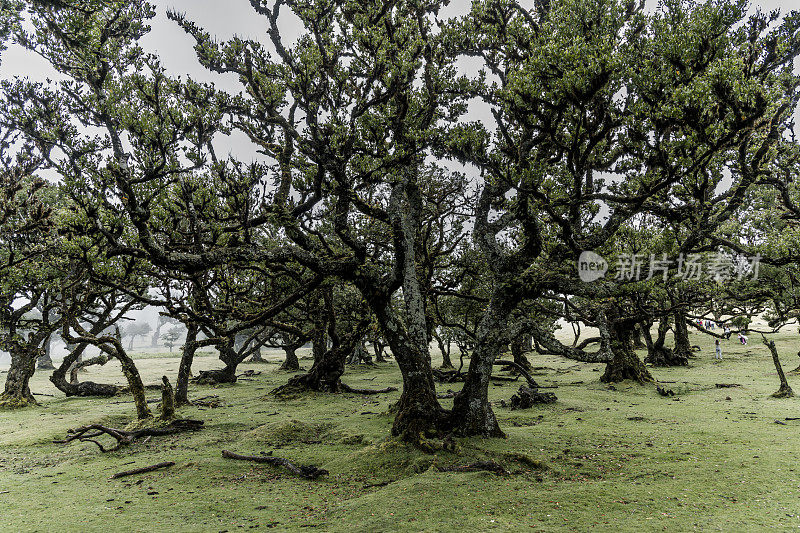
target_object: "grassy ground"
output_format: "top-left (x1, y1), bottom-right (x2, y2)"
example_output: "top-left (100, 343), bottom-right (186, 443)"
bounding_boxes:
top-left (2, 329), bottom-right (800, 532)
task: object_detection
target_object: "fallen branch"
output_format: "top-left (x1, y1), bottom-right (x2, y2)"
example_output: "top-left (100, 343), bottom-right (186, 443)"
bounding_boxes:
top-left (339, 383), bottom-right (398, 395)
top-left (56, 419), bottom-right (204, 452)
top-left (110, 461), bottom-right (175, 479)
top-left (493, 360), bottom-right (539, 388)
top-left (221, 450), bottom-right (328, 480)
top-left (437, 460), bottom-right (508, 475)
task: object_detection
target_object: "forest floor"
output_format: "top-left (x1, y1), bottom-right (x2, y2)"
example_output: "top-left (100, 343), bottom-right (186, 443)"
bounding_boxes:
top-left (2, 329), bottom-right (800, 532)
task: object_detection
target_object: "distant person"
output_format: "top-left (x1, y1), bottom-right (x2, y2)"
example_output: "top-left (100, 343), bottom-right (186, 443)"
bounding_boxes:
top-left (724, 325), bottom-right (731, 339)
top-left (738, 332), bottom-right (748, 345)
top-left (715, 339), bottom-right (722, 360)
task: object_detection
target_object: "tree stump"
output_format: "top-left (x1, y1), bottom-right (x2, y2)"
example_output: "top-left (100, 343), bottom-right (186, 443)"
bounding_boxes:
top-left (508, 385), bottom-right (557, 409)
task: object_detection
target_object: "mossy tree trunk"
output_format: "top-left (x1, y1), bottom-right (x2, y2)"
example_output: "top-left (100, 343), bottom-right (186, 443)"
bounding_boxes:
top-left (643, 316), bottom-right (688, 367)
top-left (510, 333), bottom-right (532, 371)
top-left (449, 291), bottom-right (514, 438)
top-left (765, 338), bottom-right (794, 398)
top-left (0, 348), bottom-right (38, 407)
top-left (175, 322), bottom-right (199, 407)
top-left (672, 310), bottom-right (693, 362)
top-left (599, 311), bottom-right (654, 384)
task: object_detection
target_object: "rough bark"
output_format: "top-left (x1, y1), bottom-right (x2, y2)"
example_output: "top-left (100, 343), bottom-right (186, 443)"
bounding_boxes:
top-left (275, 321), bottom-right (369, 393)
top-left (764, 338), bottom-right (794, 398)
top-left (599, 312), bottom-right (654, 384)
top-left (175, 322), bottom-right (198, 407)
top-left (116, 347), bottom-right (152, 420)
top-left (51, 343), bottom-right (121, 397)
top-left (643, 317), bottom-right (688, 367)
top-left (509, 334), bottom-right (532, 371)
top-left (36, 334), bottom-right (55, 370)
top-left (280, 344), bottom-right (300, 370)
top-left (508, 385), bottom-right (557, 408)
top-left (0, 348), bottom-right (38, 408)
top-left (672, 310), bottom-right (693, 362)
top-left (449, 292), bottom-right (513, 438)
top-left (193, 340), bottom-right (240, 385)
top-left (631, 325), bottom-right (646, 349)
top-left (160, 376), bottom-right (175, 420)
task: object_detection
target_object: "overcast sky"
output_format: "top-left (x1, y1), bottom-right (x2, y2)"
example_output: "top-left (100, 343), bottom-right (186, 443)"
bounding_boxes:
top-left (0, 0), bottom-right (796, 360)
top-left (0, 0), bottom-right (796, 157)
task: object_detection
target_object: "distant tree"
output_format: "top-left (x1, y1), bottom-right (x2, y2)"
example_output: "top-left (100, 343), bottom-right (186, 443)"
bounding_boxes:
top-left (162, 326), bottom-right (182, 353)
top-left (120, 322), bottom-right (152, 351)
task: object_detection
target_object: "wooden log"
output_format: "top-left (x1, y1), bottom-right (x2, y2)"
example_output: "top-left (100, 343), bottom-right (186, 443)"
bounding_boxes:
top-left (437, 460), bottom-right (508, 475)
top-left (339, 383), bottom-right (398, 395)
top-left (221, 450), bottom-right (328, 480)
top-left (110, 461), bottom-right (175, 479)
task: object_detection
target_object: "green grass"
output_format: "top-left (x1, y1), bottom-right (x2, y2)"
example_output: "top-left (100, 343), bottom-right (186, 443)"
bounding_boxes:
top-left (2, 328), bottom-right (800, 532)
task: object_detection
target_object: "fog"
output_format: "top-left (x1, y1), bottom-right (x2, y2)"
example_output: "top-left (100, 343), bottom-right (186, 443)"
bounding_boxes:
top-left (0, 306), bottom-right (167, 370)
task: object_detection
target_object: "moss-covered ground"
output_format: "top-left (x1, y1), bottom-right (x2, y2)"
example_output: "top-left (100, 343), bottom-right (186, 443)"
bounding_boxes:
top-left (2, 329), bottom-right (800, 532)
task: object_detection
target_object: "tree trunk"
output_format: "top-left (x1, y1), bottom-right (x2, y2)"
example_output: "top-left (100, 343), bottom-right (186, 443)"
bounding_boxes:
top-left (765, 339), bottom-right (794, 398)
top-left (631, 325), bottom-right (646, 349)
top-left (434, 331), bottom-right (454, 369)
top-left (277, 321), bottom-right (369, 393)
top-left (370, 311), bottom-right (447, 440)
top-left (151, 318), bottom-right (163, 348)
top-left (175, 322), bottom-right (198, 407)
top-left (449, 292), bottom-right (513, 438)
top-left (373, 339), bottom-right (387, 363)
top-left (194, 339), bottom-right (241, 384)
top-left (510, 334), bottom-right (532, 371)
top-left (281, 344), bottom-right (347, 392)
top-left (249, 348), bottom-right (267, 363)
top-left (599, 313), bottom-right (654, 384)
top-left (116, 348), bottom-right (152, 420)
top-left (160, 376), bottom-right (175, 420)
top-left (280, 344), bottom-right (300, 371)
top-left (51, 341), bottom-right (121, 396)
top-left (672, 310), bottom-right (693, 362)
top-left (0, 349), bottom-right (37, 408)
top-left (36, 334), bottom-right (55, 370)
top-left (643, 316), bottom-right (688, 366)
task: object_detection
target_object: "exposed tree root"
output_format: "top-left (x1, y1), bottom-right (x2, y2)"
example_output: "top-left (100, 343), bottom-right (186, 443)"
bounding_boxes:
top-left (56, 419), bottom-right (204, 452)
top-left (221, 450), bottom-right (328, 480)
top-left (0, 393), bottom-right (37, 409)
